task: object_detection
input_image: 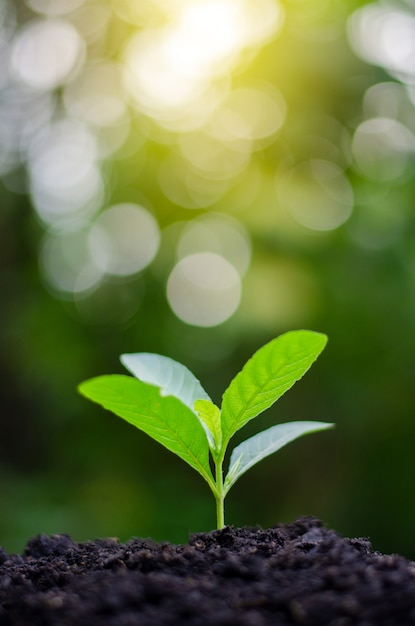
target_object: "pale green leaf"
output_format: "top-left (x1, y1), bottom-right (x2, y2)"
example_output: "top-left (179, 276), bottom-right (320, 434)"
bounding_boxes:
top-left (224, 420), bottom-right (334, 493)
top-left (121, 352), bottom-right (214, 446)
top-left (120, 353), bottom-right (212, 411)
top-left (78, 375), bottom-right (215, 489)
top-left (194, 399), bottom-right (222, 452)
top-left (221, 330), bottom-right (328, 447)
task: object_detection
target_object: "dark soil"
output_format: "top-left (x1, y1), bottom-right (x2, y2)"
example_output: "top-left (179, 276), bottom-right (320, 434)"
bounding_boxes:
top-left (1, 516), bottom-right (415, 626)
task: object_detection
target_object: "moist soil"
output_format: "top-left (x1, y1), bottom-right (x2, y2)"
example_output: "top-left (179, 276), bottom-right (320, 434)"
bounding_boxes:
top-left (1, 516), bottom-right (415, 626)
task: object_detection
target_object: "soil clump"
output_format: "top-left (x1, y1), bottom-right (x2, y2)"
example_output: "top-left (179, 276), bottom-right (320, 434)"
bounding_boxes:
top-left (1, 516), bottom-right (415, 625)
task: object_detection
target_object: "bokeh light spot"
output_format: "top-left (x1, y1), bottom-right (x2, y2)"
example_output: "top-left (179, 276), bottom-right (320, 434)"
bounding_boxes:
top-left (278, 160), bottom-right (354, 231)
top-left (167, 252), bottom-right (241, 327)
top-left (0, 85), bottom-right (54, 175)
top-left (209, 85), bottom-right (286, 145)
top-left (88, 204), bottom-right (160, 276)
top-left (10, 18), bottom-right (84, 90)
top-left (63, 63), bottom-right (127, 127)
top-left (28, 119), bottom-right (103, 228)
top-left (113, 0), bottom-right (158, 26)
top-left (70, 2), bottom-right (111, 44)
top-left (40, 230), bottom-right (103, 297)
top-left (348, 4), bottom-right (415, 84)
top-left (177, 213), bottom-right (251, 276)
top-left (179, 133), bottom-right (250, 181)
top-left (158, 155), bottom-right (230, 209)
top-left (26, 0), bottom-right (87, 16)
top-left (363, 81), bottom-right (408, 121)
top-left (352, 117), bottom-right (415, 181)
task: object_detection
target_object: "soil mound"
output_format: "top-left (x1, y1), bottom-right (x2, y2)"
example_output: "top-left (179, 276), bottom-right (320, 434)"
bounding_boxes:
top-left (1, 516), bottom-right (415, 625)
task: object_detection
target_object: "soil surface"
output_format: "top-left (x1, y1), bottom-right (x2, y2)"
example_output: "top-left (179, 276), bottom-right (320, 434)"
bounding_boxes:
top-left (1, 516), bottom-right (415, 625)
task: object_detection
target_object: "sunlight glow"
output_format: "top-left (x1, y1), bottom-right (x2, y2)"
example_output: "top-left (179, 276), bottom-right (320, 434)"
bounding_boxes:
top-left (123, 0), bottom-right (284, 129)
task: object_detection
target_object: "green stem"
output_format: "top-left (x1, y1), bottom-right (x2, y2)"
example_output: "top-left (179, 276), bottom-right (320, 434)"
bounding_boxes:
top-left (215, 457), bottom-right (225, 529)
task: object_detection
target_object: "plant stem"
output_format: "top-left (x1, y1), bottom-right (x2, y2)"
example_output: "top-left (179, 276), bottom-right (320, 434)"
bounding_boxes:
top-left (215, 493), bottom-right (225, 529)
top-left (215, 457), bottom-right (225, 529)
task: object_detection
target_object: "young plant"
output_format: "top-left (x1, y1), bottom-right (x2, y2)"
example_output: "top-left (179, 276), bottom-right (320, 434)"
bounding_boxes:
top-left (78, 330), bottom-right (333, 529)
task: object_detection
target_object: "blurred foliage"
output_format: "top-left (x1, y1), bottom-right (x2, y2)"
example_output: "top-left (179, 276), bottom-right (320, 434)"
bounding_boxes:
top-left (3, 0), bottom-right (415, 559)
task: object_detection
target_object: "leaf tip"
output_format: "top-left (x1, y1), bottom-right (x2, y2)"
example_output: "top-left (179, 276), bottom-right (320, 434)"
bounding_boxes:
top-left (77, 379), bottom-right (90, 397)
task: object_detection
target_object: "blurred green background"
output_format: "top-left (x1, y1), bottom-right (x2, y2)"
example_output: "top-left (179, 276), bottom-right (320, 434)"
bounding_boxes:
top-left (2, 0), bottom-right (415, 558)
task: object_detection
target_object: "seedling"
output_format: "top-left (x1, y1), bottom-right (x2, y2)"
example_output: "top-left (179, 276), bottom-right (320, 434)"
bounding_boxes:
top-left (78, 330), bottom-right (333, 529)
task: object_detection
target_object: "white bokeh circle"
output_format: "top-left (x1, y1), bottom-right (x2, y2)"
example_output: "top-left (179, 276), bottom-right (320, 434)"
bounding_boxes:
top-left (167, 252), bottom-right (241, 327)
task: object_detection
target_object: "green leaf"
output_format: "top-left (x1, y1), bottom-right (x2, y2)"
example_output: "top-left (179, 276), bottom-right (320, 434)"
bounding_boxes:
top-left (194, 399), bottom-right (222, 452)
top-left (224, 420), bottom-right (334, 493)
top-left (121, 353), bottom-right (214, 446)
top-left (78, 375), bottom-right (215, 490)
top-left (120, 353), bottom-right (212, 412)
top-left (221, 330), bottom-right (328, 446)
